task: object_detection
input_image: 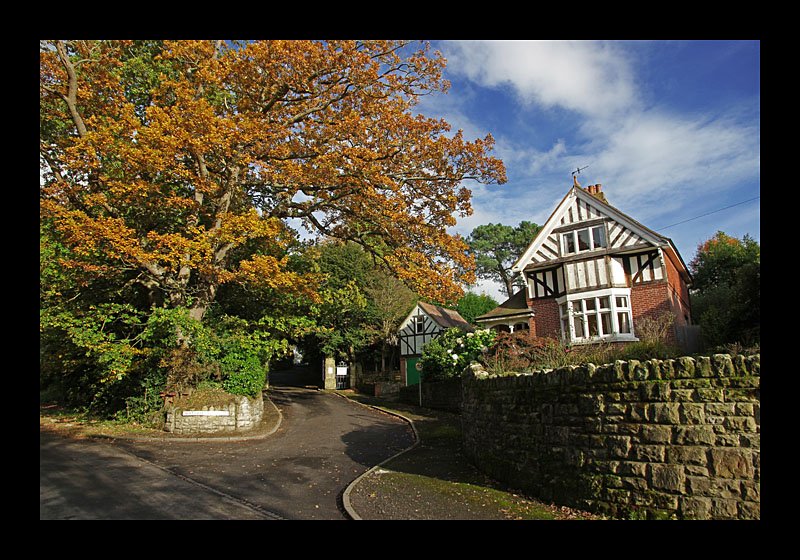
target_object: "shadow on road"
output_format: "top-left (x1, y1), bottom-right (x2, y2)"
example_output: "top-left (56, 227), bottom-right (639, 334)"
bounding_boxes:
top-left (268, 364), bottom-right (321, 389)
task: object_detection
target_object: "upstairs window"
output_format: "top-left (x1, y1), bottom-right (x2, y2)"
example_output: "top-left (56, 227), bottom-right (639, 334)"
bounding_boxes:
top-left (562, 225), bottom-right (607, 255)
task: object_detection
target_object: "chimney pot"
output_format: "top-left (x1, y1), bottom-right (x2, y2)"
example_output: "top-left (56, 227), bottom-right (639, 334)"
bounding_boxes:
top-left (595, 184), bottom-right (601, 192)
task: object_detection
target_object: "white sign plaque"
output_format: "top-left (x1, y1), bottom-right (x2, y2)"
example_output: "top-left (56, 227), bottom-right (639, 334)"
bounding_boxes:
top-left (182, 410), bottom-right (230, 416)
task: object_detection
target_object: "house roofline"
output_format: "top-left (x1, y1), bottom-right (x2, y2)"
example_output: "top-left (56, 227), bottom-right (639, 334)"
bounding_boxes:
top-left (512, 184), bottom-right (691, 280)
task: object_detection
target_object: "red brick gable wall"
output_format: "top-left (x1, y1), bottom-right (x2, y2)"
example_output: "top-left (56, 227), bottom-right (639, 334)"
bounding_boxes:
top-left (662, 251), bottom-right (692, 327)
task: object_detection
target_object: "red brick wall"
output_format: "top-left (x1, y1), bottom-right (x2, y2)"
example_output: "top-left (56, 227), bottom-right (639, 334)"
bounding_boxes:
top-left (528, 296), bottom-right (561, 340)
top-left (631, 282), bottom-right (670, 319)
top-left (631, 282), bottom-right (677, 345)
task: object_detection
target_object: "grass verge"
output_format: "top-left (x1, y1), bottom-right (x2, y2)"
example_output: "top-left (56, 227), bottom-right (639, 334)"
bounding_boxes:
top-left (336, 390), bottom-right (606, 520)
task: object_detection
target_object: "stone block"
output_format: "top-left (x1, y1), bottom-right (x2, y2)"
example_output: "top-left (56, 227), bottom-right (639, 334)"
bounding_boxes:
top-left (710, 449), bottom-right (753, 479)
top-left (711, 498), bottom-right (738, 519)
top-left (650, 402), bottom-right (680, 424)
top-left (650, 464), bottom-right (685, 493)
top-left (641, 425), bottom-right (672, 444)
top-left (680, 403), bottom-right (706, 424)
top-left (680, 497), bottom-right (711, 520)
top-left (606, 435), bottom-right (632, 459)
top-left (674, 425), bottom-right (716, 446)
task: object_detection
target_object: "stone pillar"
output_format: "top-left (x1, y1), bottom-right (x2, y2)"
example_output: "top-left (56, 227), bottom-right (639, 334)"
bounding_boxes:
top-left (323, 356), bottom-right (337, 390)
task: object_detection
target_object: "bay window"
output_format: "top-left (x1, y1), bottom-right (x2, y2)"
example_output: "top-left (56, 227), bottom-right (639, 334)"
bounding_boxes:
top-left (558, 288), bottom-right (637, 343)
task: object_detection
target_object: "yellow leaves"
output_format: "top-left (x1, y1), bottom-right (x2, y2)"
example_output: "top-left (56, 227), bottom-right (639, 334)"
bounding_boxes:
top-left (41, 40), bottom-right (508, 311)
top-left (384, 242), bottom-right (476, 304)
top-left (212, 209), bottom-right (286, 247)
top-left (233, 254), bottom-right (319, 302)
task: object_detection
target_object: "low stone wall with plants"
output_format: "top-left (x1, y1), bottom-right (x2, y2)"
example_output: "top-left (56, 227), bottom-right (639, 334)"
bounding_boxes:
top-left (460, 354), bottom-right (760, 520)
top-left (164, 394), bottom-right (264, 436)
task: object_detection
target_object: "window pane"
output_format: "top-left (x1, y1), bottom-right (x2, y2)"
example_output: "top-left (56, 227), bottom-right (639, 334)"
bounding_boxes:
top-left (571, 300), bottom-right (582, 314)
top-left (592, 226), bottom-right (606, 248)
top-left (598, 296), bottom-right (610, 309)
top-left (584, 298), bottom-right (596, 311)
top-left (563, 233), bottom-right (575, 253)
top-left (573, 316), bottom-right (584, 338)
top-left (588, 315), bottom-right (599, 337)
top-left (559, 303), bottom-right (567, 317)
top-left (601, 312), bottom-right (612, 335)
top-left (577, 228), bottom-right (590, 251)
top-left (616, 296), bottom-right (627, 308)
top-left (618, 312), bottom-right (631, 333)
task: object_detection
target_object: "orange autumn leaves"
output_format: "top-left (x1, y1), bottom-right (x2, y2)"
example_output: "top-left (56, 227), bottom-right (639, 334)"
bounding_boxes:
top-left (40, 40), bottom-right (506, 309)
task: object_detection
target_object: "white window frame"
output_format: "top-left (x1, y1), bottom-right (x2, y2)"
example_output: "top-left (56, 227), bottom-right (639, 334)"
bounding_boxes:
top-left (561, 225), bottom-right (607, 256)
top-left (557, 288), bottom-right (638, 344)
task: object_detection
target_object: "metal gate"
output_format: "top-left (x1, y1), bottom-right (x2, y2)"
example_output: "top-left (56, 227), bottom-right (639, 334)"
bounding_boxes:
top-left (335, 362), bottom-right (350, 390)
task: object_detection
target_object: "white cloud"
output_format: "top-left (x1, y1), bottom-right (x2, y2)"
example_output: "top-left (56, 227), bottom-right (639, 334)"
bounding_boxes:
top-left (585, 111), bottom-right (760, 221)
top-left (440, 40), bottom-right (759, 227)
top-left (443, 40), bottom-right (639, 117)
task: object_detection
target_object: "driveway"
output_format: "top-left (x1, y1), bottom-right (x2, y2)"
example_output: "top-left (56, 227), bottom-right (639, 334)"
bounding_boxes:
top-left (40, 368), bottom-right (415, 520)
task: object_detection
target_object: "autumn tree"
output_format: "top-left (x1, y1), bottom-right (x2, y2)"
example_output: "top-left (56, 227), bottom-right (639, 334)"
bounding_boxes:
top-left (689, 231), bottom-right (760, 347)
top-left (40, 40), bottom-right (506, 332)
top-left (466, 221), bottom-right (540, 298)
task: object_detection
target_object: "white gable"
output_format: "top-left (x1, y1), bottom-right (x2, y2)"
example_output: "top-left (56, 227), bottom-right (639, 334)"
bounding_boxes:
top-left (398, 304), bottom-right (441, 357)
top-left (512, 186), bottom-right (669, 273)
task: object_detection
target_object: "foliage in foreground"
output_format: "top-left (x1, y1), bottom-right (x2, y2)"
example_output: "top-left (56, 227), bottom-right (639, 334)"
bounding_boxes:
top-left (40, 305), bottom-right (311, 423)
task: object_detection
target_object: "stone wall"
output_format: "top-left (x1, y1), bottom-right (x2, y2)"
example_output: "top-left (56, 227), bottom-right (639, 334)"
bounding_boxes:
top-left (399, 377), bottom-right (462, 412)
top-left (460, 355), bottom-right (760, 520)
top-left (164, 394), bottom-right (265, 436)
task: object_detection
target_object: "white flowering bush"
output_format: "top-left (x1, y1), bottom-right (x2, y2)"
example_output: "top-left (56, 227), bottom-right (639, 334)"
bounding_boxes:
top-left (419, 327), bottom-right (497, 382)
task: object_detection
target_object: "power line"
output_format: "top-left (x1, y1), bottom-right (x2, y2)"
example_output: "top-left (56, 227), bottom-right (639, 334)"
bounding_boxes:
top-left (656, 196), bottom-right (760, 231)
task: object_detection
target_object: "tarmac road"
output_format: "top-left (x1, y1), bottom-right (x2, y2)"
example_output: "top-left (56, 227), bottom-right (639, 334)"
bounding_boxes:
top-left (40, 368), bottom-right (415, 520)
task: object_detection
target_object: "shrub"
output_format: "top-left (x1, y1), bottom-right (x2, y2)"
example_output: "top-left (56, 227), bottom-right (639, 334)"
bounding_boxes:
top-left (195, 317), bottom-right (273, 398)
top-left (420, 328), bottom-right (497, 382)
top-left (216, 333), bottom-right (268, 398)
top-left (482, 332), bottom-right (582, 373)
top-left (482, 319), bottom-right (683, 376)
top-left (142, 310), bottom-right (270, 399)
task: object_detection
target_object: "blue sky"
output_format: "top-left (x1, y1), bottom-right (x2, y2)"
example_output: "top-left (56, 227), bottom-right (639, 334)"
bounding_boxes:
top-left (416, 40), bottom-right (760, 302)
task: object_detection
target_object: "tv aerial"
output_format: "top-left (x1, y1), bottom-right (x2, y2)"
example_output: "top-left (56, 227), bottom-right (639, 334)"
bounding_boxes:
top-left (572, 165), bottom-right (589, 177)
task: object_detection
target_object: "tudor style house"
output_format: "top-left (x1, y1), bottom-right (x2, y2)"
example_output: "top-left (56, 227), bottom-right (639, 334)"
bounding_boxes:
top-left (477, 179), bottom-right (693, 348)
top-left (397, 301), bottom-right (474, 386)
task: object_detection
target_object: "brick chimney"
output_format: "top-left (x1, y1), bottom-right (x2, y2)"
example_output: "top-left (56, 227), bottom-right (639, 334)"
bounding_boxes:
top-left (585, 184), bottom-right (607, 203)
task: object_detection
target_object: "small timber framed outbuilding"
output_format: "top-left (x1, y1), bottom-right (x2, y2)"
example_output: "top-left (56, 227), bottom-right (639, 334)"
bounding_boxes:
top-left (397, 301), bottom-right (473, 386)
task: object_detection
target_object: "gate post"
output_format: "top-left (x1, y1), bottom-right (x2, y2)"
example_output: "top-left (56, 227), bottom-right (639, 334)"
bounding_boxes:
top-left (323, 356), bottom-right (337, 390)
